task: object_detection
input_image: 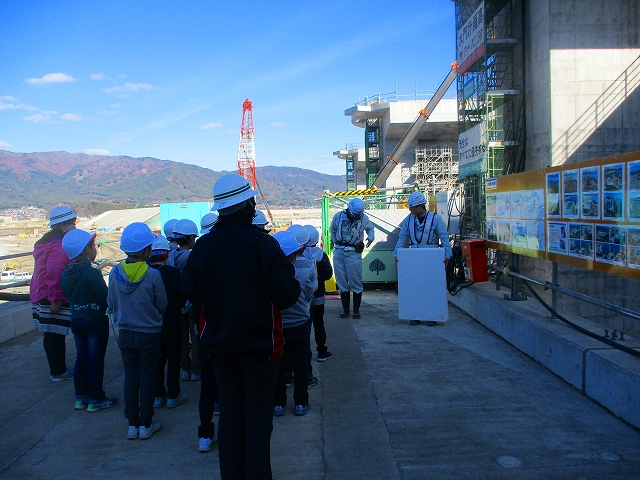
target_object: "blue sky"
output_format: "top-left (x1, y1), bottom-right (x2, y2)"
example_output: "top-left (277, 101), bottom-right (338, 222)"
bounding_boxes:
top-left (0, 1), bottom-right (455, 176)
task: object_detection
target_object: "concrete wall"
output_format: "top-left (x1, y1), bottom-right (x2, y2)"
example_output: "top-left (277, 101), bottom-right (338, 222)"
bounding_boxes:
top-left (520, 0), bottom-right (640, 338)
top-left (525, 0), bottom-right (640, 171)
top-left (0, 302), bottom-right (35, 344)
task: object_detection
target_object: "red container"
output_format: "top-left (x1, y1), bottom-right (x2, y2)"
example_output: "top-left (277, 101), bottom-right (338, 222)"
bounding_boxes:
top-left (461, 239), bottom-right (489, 283)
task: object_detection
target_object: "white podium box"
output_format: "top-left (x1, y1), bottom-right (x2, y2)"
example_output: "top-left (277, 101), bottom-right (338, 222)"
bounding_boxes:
top-left (397, 248), bottom-right (448, 323)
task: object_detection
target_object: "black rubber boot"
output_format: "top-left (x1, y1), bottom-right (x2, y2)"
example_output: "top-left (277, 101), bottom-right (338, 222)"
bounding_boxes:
top-left (352, 292), bottom-right (362, 319)
top-left (339, 292), bottom-right (350, 318)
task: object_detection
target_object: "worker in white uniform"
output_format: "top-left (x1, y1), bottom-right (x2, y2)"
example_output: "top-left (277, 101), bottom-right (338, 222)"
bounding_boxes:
top-left (394, 191), bottom-right (452, 326)
top-left (330, 198), bottom-right (375, 319)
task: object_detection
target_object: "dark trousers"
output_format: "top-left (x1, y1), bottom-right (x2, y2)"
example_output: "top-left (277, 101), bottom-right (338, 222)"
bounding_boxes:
top-left (212, 354), bottom-right (279, 480)
top-left (275, 323), bottom-right (310, 408)
top-left (198, 347), bottom-right (219, 440)
top-left (311, 304), bottom-right (328, 353)
top-left (181, 312), bottom-right (201, 375)
top-left (156, 324), bottom-right (182, 399)
top-left (43, 331), bottom-right (67, 376)
top-left (119, 329), bottom-right (161, 428)
top-left (71, 316), bottom-right (109, 402)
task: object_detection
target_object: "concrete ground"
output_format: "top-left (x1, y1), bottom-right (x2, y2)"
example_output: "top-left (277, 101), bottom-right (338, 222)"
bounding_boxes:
top-left (2, 290), bottom-right (640, 479)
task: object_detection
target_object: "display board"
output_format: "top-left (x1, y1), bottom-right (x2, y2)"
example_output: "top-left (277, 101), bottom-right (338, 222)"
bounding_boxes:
top-left (397, 248), bottom-right (448, 323)
top-left (485, 151), bottom-right (640, 280)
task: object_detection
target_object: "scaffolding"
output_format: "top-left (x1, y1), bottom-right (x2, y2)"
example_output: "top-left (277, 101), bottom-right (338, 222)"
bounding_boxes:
top-left (455, 0), bottom-right (525, 237)
top-left (413, 145), bottom-right (459, 194)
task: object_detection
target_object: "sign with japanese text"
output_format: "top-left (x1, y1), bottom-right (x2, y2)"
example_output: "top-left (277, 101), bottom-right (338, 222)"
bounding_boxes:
top-left (457, 2), bottom-right (485, 72)
top-left (458, 123), bottom-right (487, 179)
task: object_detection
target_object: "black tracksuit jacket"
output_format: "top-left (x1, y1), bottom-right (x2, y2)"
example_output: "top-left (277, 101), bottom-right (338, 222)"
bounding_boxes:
top-left (183, 215), bottom-right (300, 365)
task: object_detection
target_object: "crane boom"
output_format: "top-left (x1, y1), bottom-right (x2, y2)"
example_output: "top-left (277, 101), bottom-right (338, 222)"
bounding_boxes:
top-left (371, 62), bottom-right (458, 189)
top-left (255, 177), bottom-right (275, 226)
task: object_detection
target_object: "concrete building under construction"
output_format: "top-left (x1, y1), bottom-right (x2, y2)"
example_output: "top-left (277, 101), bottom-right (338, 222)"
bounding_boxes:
top-left (336, 0), bottom-right (640, 334)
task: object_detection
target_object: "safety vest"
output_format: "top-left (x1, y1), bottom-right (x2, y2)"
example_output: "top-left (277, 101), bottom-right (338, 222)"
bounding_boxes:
top-left (408, 212), bottom-right (436, 247)
top-left (335, 210), bottom-right (363, 246)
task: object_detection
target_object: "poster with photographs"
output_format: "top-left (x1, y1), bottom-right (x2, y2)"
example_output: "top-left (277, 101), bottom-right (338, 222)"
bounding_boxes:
top-left (595, 225), bottom-right (626, 266)
top-left (580, 166), bottom-right (600, 219)
top-left (510, 191), bottom-right (526, 219)
top-left (486, 218), bottom-right (497, 242)
top-left (603, 163), bottom-right (625, 220)
top-left (546, 172), bottom-right (560, 218)
top-left (548, 222), bottom-right (568, 254)
top-left (486, 194), bottom-right (497, 218)
top-left (569, 223), bottom-right (594, 259)
top-left (526, 189), bottom-right (545, 220)
top-left (526, 220), bottom-right (545, 251)
top-left (496, 192), bottom-right (511, 218)
top-left (511, 220), bottom-right (527, 248)
top-left (497, 220), bottom-right (511, 244)
top-left (628, 160), bottom-right (640, 222)
top-left (562, 170), bottom-right (579, 218)
top-left (628, 227), bottom-right (640, 269)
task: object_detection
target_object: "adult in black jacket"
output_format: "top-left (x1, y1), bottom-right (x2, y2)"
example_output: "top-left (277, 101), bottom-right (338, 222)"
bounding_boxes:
top-left (183, 173), bottom-right (299, 480)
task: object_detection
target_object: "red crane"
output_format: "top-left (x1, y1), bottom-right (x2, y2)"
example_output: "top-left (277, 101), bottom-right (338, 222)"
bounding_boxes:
top-left (236, 98), bottom-right (275, 225)
top-left (237, 98), bottom-right (257, 190)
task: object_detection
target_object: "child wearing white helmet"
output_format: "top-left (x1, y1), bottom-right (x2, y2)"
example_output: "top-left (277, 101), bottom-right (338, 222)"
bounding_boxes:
top-left (107, 222), bottom-right (167, 440)
top-left (31, 205), bottom-right (77, 381)
top-left (148, 235), bottom-right (189, 410)
top-left (303, 225), bottom-right (334, 362)
top-left (272, 231), bottom-right (317, 417)
top-left (61, 229), bottom-right (118, 412)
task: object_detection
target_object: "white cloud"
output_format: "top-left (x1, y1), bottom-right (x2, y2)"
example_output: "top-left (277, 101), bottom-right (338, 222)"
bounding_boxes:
top-left (90, 73), bottom-right (109, 81)
top-left (0, 96), bottom-right (37, 111)
top-left (104, 82), bottom-right (156, 94)
top-left (61, 113), bottom-right (83, 121)
top-left (25, 73), bottom-right (76, 85)
top-left (200, 122), bottom-right (223, 130)
top-left (270, 122), bottom-right (287, 128)
top-left (24, 111), bottom-right (58, 124)
top-left (0, 140), bottom-right (11, 147)
top-left (83, 149), bottom-right (110, 155)
top-left (97, 109), bottom-right (118, 116)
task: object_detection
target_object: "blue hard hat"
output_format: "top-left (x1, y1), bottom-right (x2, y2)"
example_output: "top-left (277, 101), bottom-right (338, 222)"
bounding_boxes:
top-left (120, 222), bottom-right (157, 254)
top-left (200, 213), bottom-right (219, 234)
top-left (163, 219), bottom-right (178, 239)
top-left (62, 229), bottom-right (95, 259)
top-left (273, 231), bottom-right (303, 256)
top-left (348, 198), bottom-right (365, 217)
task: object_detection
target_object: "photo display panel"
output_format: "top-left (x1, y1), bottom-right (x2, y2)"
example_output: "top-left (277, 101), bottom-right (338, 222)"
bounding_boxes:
top-left (485, 151), bottom-right (640, 280)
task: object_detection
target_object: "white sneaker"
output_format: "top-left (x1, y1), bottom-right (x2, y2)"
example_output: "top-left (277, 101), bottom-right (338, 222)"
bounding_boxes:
top-left (199, 437), bottom-right (213, 452)
top-left (139, 419), bottom-right (162, 440)
top-left (127, 426), bottom-right (139, 440)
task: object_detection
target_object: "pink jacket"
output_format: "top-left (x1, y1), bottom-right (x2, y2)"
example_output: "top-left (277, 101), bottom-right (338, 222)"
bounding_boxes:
top-left (29, 231), bottom-right (71, 304)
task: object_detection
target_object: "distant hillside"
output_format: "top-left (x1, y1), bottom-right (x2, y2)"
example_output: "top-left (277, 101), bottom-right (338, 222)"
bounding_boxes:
top-left (0, 150), bottom-right (346, 209)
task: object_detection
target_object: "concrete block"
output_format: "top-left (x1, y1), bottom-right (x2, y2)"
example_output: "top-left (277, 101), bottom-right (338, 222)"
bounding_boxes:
top-left (0, 302), bottom-right (35, 344)
top-left (585, 349), bottom-right (640, 429)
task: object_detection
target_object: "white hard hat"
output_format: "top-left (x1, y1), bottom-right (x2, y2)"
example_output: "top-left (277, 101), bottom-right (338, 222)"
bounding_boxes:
top-left (151, 234), bottom-right (171, 252)
top-left (287, 224), bottom-right (310, 246)
top-left (173, 219), bottom-right (199, 238)
top-left (163, 219), bottom-right (178, 239)
top-left (253, 210), bottom-right (268, 226)
top-left (348, 198), bottom-right (365, 217)
top-left (200, 213), bottom-right (219, 234)
top-left (120, 222), bottom-right (157, 254)
top-left (211, 173), bottom-right (258, 211)
top-left (273, 231), bottom-right (303, 256)
top-left (407, 191), bottom-right (427, 207)
top-left (304, 225), bottom-right (319, 246)
top-left (62, 229), bottom-right (95, 259)
top-left (48, 205), bottom-right (77, 227)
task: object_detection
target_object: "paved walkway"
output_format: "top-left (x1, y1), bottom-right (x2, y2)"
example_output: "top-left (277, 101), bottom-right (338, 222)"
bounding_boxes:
top-left (2, 290), bottom-right (640, 479)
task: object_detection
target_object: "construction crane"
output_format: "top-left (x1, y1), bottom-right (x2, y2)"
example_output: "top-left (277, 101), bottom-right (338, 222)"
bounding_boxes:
top-left (371, 61), bottom-right (459, 189)
top-left (237, 98), bottom-right (275, 226)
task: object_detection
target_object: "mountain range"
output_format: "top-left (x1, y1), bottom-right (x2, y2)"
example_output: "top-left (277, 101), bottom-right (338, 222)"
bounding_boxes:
top-left (0, 150), bottom-right (346, 210)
